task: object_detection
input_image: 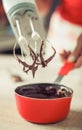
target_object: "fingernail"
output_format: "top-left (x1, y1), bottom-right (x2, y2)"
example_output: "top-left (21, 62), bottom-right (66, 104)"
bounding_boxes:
top-left (68, 55), bottom-right (75, 62)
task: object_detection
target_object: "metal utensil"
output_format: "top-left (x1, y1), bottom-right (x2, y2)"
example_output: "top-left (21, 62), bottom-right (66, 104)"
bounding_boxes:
top-left (29, 18), bottom-right (41, 41)
top-left (54, 61), bottom-right (75, 83)
top-left (15, 19), bottom-right (28, 57)
top-left (29, 18), bottom-right (42, 53)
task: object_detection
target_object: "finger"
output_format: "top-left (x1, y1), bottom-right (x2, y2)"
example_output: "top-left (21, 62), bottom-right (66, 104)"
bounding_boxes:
top-left (59, 50), bottom-right (71, 62)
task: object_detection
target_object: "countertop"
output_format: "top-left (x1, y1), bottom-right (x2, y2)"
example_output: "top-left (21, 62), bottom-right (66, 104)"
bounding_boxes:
top-left (0, 55), bottom-right (82, 130)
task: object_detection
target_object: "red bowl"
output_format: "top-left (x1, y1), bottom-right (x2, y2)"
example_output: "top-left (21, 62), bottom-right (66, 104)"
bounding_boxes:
top-left (15, 83), bottom-right (73, 124)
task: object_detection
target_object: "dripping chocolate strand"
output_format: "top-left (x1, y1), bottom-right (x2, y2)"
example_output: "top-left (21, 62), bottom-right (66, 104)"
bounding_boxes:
top-left (14, 41), bottom-right (56, 78)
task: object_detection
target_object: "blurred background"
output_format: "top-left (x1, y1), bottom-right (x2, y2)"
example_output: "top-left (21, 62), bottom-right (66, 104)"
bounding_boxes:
top-left (0, 0), bottom-right (82, 55)
top-left (0, 0), bottom-right (19, 54)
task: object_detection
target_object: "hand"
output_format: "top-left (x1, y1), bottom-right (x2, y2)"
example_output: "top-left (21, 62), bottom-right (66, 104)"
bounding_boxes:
top-left (59, 34), bottom-right (82, 68)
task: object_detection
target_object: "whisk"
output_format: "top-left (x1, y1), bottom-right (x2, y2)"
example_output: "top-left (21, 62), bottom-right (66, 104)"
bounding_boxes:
top-left (15, 18), bottom-right (42, 56)
top-left (29, 18), bottom-right (42, 53)
top-left (13, 17), bottom-right (56, 78)
top-left (15, 19), bottom-right (28, 58)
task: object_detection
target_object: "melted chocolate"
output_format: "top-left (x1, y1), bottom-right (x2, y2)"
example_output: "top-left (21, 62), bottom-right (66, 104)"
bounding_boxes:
top-left (14, 41), bottom-right (56, 78)
top-left (15, 83), bottom-right (73, 99)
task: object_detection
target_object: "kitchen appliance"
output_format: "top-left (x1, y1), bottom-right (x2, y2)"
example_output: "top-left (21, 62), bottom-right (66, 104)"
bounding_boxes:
top-left (2, 0), bottom-right (46, 55)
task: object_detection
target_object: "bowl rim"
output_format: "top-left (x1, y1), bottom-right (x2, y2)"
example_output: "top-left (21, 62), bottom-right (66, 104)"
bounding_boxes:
top-left (15, 83), bottom-right (73, 100)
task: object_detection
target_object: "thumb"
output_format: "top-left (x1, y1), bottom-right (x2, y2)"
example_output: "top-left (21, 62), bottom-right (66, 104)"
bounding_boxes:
top-left (68, 34), bottom-right (82, 62)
